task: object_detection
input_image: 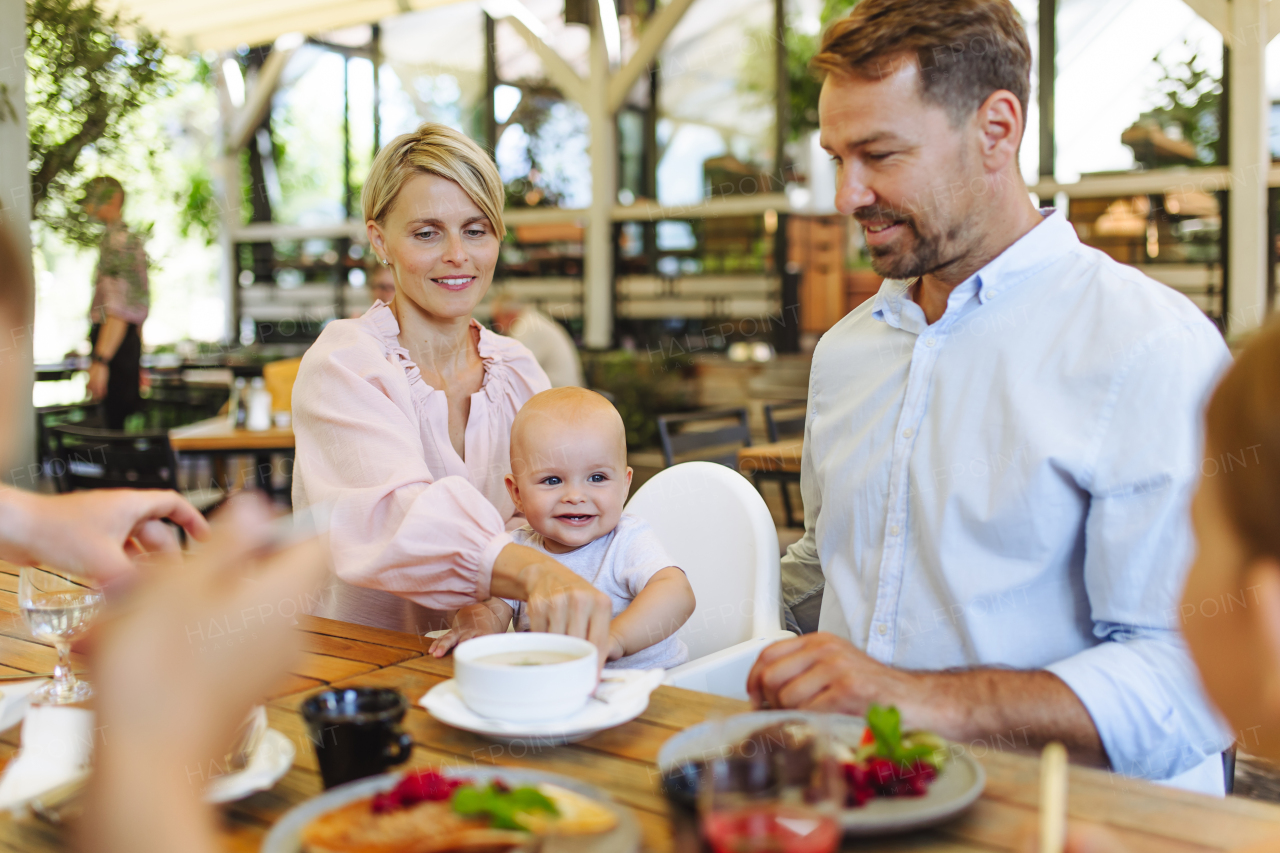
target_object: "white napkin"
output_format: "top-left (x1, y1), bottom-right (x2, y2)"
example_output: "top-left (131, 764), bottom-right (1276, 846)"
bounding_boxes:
top-left (0, 704), bottom-right (95, 811)
top-left (204, 729), bottom-right (296, 804)
top-left (0, 681), bottom-right (49, 734)
top-left (423, 668), bottom-right (665, 734)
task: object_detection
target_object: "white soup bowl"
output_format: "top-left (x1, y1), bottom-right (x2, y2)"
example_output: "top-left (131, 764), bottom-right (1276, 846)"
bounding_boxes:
top-left (453, 633), bottom-right (598, 723)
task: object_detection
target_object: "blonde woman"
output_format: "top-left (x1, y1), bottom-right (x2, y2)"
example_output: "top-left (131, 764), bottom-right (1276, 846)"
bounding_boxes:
top-left (291, 123), bottom-right (612, 658)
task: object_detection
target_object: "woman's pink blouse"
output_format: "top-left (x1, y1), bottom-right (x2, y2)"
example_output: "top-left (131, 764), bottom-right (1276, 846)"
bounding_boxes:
top-left (291, 303), bottom-right (550, 632)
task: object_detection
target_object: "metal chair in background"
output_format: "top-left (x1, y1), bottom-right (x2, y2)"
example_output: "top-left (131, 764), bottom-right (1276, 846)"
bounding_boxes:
top-left (35, 404), bottom-right (103, 485)
top-left (656, 408), bottom-right (752, 469)
top-left (763, 402), bottom-right (807, 443)
top-left (49, 424), bottom-right (224, 513)
top-left (759, 402), bottom-right (807, 528)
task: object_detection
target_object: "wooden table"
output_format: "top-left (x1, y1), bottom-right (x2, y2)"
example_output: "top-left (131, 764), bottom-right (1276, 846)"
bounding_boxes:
top-left (169, 416), bottom-right (296, 453)
top-left (2, 571), bottom-right (1280, 852)
top-left (737, 438), bottom-right (803, 475)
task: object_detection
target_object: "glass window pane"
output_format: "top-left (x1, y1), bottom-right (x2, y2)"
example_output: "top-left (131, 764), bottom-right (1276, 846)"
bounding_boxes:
top-left (1054, 0), bottom-right (1222, 181)
top-left (657, 0), bottom-right (776, 205)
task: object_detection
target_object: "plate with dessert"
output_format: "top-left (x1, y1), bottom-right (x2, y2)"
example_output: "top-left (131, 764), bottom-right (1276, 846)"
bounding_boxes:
top-left (261, 766), bottom-right (640, 853)
top-left (657, 706), bottom-right (985, 836)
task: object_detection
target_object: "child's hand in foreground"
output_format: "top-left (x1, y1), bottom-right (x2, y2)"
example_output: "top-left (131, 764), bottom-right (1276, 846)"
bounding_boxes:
top-left (429, 599), bottom-right (515, 656)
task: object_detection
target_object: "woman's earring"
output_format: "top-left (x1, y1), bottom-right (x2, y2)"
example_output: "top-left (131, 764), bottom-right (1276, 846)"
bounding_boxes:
top-left (379, 257), bottom-right (390, 266)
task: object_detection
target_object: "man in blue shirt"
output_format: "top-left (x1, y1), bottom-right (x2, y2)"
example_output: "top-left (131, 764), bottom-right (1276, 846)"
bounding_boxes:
top-left (748, 0), bottom-right (1232, 793)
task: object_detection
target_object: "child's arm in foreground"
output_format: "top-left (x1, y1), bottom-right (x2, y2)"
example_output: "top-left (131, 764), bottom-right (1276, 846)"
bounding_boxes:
top-left (607, 567), bottom-right (695, 661)
top-left (429, 598), bottom-right (515, 657)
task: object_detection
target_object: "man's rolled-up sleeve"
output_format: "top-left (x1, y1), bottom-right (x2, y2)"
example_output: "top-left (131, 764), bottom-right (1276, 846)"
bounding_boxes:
top-left (1046, 318), bottom-right (1232, 780)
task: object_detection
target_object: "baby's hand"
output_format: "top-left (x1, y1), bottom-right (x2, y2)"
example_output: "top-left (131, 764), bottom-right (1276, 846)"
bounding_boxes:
top-left (429, 627), bottom-right (477, 657)
top-left (429, 601), bottom-right (509, 657)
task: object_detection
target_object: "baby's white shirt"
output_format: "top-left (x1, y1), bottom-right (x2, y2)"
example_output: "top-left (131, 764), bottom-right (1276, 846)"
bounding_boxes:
top-left (503, 514), bottom-right (689, 670)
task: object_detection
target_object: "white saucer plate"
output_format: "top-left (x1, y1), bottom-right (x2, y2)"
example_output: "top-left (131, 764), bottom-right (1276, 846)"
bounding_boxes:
top-left (260, 765), bottom-right (640, 853)
top-left (657, 710), bottom-right (986, 836)
top-left (420, 679), bottom-right (650, 746)
top-left (206, 728), bottom-right (295, 804)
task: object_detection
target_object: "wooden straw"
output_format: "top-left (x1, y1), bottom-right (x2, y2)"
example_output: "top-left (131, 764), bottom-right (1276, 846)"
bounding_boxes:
top-left (1039, 741), bottom-right (1069, 853)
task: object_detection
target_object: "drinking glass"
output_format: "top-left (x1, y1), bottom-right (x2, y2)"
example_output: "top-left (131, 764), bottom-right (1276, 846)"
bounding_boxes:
top-left (18, 566), bottom-right (103, 705)
top-left (698, 719), bottom-right (845, 853)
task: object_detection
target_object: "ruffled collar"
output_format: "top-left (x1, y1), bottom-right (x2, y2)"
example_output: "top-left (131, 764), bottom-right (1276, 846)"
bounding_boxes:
top-left (362, 301), bottom-right (508, 403)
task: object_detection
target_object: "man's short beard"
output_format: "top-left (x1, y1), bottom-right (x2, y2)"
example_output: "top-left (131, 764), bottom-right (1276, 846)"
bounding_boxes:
top-left (865, 216), bottom-right (967, 281)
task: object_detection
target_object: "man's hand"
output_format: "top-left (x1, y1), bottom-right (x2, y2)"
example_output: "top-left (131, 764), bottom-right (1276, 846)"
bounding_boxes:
top-left (747, 632), bottom-right (920, 715)
top-left (87, 361), bottom-right (109, 401)
top-left (0, 488), bottom-right (211, 581)
top-left (748, 632), bottom-right (1109, 766)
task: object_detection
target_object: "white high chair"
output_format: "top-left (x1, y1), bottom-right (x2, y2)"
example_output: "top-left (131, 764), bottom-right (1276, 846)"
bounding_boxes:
top-left (623, 461), bottom-right (795, 700)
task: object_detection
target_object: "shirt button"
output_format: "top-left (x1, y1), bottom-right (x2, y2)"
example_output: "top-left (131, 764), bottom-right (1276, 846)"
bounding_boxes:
top-left (877, 623), bottom-right (888, 635)
top-left (987, 289), bottom-right (999, 299)
top-left (902, 428), bottom-right (914, 439)
top-left (889, 524), bottom-right (901, 536)
top-left (925, 338), bottom-right (936, 347)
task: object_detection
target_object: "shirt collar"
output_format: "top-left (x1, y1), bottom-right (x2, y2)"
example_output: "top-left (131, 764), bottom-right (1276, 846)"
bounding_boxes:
top-left (871, 208), bottom-right (1077, 327)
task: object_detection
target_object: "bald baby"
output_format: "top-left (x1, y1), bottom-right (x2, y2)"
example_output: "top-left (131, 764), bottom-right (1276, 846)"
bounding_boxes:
top-left (432, 387), bottom-right (696, 668)
top-left (507, 388), bottom-right (631, 553)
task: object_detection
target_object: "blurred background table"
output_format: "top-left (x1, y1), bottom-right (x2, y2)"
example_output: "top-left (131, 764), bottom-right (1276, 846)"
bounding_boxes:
top-left (168, 416), bottom-right (295, 453)
top-left (0, 573), bottom-right (1277, 852)
top-left (737, 438), bottom-right (803, 474)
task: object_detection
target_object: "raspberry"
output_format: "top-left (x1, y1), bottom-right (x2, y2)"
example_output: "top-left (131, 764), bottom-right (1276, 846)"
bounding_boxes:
top-left (390, 770), bottom-right (467, 807)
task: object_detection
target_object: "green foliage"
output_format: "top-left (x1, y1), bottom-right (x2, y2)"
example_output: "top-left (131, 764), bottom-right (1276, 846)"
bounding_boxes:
top-left (865, 704), bottom-right (937, 767)
top-left (26, 0), bottom-right (172, 246)
top-left (176, 164), bottom-right (218, 246)
top-left (1137, 44), bottom-right (1222, 167)
top-left (582, 350), bottom-right (694, 449)
top-left (740, 0), bottom-right (859, 142)
top-left (450, 784), bottom-right (558, 831)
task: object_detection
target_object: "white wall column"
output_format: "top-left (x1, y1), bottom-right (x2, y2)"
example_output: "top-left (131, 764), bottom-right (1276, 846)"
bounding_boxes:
top-left (1228, 0), bottom-right (1270, 336)
top-left (583, 8), bottom-right (615, 349)
top-left (0, 0), bottom-right (34, 485)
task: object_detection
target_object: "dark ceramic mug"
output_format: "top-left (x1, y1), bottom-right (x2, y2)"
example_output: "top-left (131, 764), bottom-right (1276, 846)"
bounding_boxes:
top-left (301, 687), bottom-right (413, 789)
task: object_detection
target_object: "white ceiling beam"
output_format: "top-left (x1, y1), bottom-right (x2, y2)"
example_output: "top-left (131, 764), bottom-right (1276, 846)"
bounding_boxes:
top-left (1176, 0), bottom-right (1229, 36)
top-left (607, 0), bottom-right (696, 113)
top-left (498, 12), bottom-right (586, 106)
top-left (226, 44), bottom-right (297, 153)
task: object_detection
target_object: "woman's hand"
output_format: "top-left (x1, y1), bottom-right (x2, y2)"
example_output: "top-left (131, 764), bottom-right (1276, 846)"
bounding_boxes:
top-left (490, 543), bottom-right (613, 667)
top-left (430, 599), bottom-right (513, 657)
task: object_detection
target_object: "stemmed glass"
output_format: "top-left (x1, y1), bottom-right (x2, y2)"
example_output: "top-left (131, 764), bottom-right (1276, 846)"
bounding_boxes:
top-left (698, 719), bottom-right (846, 853)
top-left (18, 566), bottom-right (103, 705)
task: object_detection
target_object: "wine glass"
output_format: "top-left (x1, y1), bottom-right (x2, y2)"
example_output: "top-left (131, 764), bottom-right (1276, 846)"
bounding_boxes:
top-left (698, 719), bottom-right (846, 853)
top-left (18, 566), bottom-right (104, 705)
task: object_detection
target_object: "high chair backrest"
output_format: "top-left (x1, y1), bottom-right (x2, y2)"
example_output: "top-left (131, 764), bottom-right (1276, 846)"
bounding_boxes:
top-left (624, 461), bottom-right (782, 662)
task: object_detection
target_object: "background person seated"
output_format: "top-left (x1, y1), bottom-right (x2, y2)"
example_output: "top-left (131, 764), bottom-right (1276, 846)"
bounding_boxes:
top-left (489, 295), bottom-right (583, 388)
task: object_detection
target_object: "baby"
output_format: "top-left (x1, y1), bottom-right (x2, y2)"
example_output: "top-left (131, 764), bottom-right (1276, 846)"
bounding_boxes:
top-left (430, 387), bottom-right (695, 668)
